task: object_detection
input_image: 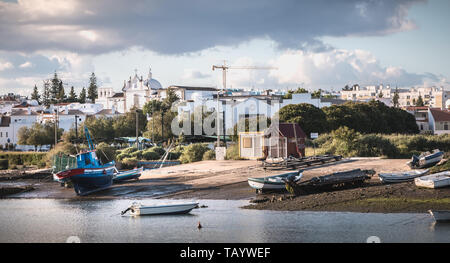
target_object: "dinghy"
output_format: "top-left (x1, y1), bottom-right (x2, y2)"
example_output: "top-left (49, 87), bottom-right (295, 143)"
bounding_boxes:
top-left (248, 170), bottom-right (303, 193)
top-left (113, 167), bottom-right (143, 182)
top-left (378, 169), bottom-right (429, 183)
top-left (429, 210), bottom-right (450, 222)
top-left (407, 149), bottom-right (444, 169)
top-left (414, 171), bottom-right (450, 189)
top-left (121, 202), bottom-right (199, 216)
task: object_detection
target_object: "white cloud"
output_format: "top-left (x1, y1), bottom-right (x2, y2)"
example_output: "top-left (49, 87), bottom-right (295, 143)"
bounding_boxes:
top-left (0, 60), bottom-right (13, 71)
top-left (19, 61), bottom-right (32, 68)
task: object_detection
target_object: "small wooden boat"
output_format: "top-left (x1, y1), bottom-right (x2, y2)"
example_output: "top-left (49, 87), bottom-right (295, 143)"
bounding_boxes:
top-left (414, 171), bottom-right (450, 189)
top-left (407, 149), bottom-right (444, 169)
top-left (378, 169), bottom-right (429, 183)
top-left (113, 167), bottom-right (143, 182)
top-left (121, 202), bottom-right (199, 216)
top-left (248, 170), bottom-right (303, 193)
top-left (429, 210), bottom-right (450, 222)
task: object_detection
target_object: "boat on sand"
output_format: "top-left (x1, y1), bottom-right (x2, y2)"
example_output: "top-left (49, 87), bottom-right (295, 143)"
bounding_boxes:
top-left (248, 170), bottom-right (303, 193)
top-left (414, 171), bottom-right (450, 189)
top-left (378, 169), bottom-right (429, 183)
top-left (407, 149), bottom-right (444, 169)
top-left (113, 167), bottom-right (143, 182)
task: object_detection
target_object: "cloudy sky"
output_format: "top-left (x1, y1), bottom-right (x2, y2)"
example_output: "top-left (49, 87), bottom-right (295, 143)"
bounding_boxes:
top-left (0, 0), bottom-right (449, 96)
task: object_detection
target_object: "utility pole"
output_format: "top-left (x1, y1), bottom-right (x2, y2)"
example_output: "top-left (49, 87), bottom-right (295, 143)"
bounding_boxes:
top-left (54, 107), bottom-right (58, 147)
top-left (74, 115), bottom-right (79, 143)
top-left (136, 110), bottom-right (139, 149)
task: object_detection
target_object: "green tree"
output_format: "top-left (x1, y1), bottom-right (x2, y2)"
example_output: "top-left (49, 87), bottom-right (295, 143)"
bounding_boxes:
top-left (41, 81), bottom-right (51, 106)
top-left (415, 95), bottom-right (424, 106)
top-left (311, 89), bottom-right (322, 98)
top-left (17, 122), bottom-right (63, 150)
top-left (68, 86), bottom-right (77, 102)
top-left (57, 80), bottom-right (66, 102)
top-left (50, 72), bottom-right (60, 104)
top-left (278, 103), bottom-right (328, 136)
top-left (79, 87), bottom-right (87, 103)
top-left (31, 84), bottom-right (40, 104)
top-left (392, 87), bottom-right (400, 108)
top-left (87, 72), bottom-right (98, 103)
top-left (113, 108), bottom-right (147, 138)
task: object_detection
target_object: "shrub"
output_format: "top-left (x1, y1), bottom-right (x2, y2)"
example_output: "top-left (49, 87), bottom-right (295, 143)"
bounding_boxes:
top-left (142, 149), bottom-right (160, 160)
top-left (130, 150), bottom-right (143, 159)
top-left (0, 159), bottom-right (8, 170)
top-left (225, 144), bottom-right (242, 160)
top-left (45, 142), bottom-right (77, 167)
top-left (121, 157), bottom-right (138, 169)
top-left (179, 143), bottom-right (209, 164)
top-left (355, 134), bottom-right (398, 158)
top-left (120, 147), bottom-right (138, 155)
top-left (149, 146), bottom-right (166, 157)
top-left (96, 142), bottom-right (117, 164)
top-left (202, 149), bottom-right (216, 160)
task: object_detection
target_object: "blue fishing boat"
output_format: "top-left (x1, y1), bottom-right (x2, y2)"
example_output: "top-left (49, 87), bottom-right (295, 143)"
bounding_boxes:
top-left (113, 167), bottom-right (143, 182)
top-left (53, 127), bottom-right (115, 196)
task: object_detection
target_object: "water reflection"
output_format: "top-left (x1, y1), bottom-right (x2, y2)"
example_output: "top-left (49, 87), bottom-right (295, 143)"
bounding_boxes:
top-left (0, 199), bottom-right (449, 243)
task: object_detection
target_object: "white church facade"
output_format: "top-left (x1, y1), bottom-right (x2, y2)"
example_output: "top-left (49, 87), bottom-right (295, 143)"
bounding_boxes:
top-left (97, 68), bottom-right (163, 113)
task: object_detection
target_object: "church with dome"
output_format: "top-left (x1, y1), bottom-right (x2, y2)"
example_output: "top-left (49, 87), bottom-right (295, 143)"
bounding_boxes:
top-left (97, 68), bottom-right (163, 113)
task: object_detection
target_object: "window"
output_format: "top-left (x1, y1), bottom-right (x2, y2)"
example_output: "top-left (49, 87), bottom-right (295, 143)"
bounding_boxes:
top-left (242, 137), bottom-right (252, 148)
top-left (0, 132), bottom-right (2, 137)
top-left (6, 132), bottom-right (8, 138)
top-left (445, 123), bottom-right (449, 130)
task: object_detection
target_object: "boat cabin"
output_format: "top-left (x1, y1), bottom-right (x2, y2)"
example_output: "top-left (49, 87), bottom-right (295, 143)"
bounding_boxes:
top-left (76, 151), bottom-right (104, 168)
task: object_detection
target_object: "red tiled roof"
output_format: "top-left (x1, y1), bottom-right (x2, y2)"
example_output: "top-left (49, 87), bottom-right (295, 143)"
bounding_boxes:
top-left (430, 108), bottom-right (450, 122)
top-left (265, 123), bottom-right (306, 138)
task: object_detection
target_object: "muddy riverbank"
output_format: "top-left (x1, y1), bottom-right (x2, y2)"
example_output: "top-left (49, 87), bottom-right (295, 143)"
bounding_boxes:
top-left (1, 159), bottom-right (449, 213)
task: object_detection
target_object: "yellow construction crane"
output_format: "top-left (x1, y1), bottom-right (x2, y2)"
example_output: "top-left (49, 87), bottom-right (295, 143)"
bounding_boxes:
top-left (212, 61), bottom-right (277, 93)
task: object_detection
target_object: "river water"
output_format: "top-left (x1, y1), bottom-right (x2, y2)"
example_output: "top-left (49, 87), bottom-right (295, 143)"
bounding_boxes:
top-left (0, 198), bottom-right (449, 243)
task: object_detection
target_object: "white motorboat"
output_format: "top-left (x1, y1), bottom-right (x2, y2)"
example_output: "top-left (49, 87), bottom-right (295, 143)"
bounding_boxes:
top-left (429, 210), bottom-right (450, 222)
top-left (121, 202), bottom-right (199, 216)
top-left (414, 171), bottom-right (450, 189)
top-left (378, 169), bottom-right (429, 183)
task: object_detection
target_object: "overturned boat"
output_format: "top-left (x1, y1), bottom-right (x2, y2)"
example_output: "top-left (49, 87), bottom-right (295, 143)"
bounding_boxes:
top-left (414, 171), bottom-right (450, 189)
top-left (53, 127), bottom-right (115, 196)
top-left (121, 202), bottom-right (199, 216)
top-left (407, 149), bottom-right (444, 169)
top-left (113, 167), bottom-right (143, 182)
top-left (379, 169), bottom-right (429, 184)
top-left (248, 170), bottom-right (303, 193)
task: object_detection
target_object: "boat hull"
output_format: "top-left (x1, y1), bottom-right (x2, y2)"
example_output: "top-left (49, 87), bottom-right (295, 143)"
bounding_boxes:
top-left (429, 210), bottom-right (450, 222)
top-left (130, 202), bottom-right (199, 216)
top-left (415, 171), bottom-right (450, 189)
top-left (113, 167), bottom-right (143, 182)
top-left (379, 169), bottom-right (429, 183)
top-left (61, 166), bottom-right (116, 196)
top-left (248, 171), bottom-right (302, 191)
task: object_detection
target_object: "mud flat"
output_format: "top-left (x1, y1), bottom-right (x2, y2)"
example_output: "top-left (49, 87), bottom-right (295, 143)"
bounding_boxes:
top-left (3, 158), bottom-right (449, 214)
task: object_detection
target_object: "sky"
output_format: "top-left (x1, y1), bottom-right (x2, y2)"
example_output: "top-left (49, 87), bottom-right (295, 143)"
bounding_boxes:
top-left (0, 0), bottom-right (449, 96)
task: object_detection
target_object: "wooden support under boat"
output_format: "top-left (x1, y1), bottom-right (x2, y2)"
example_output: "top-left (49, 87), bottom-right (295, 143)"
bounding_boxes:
top-left (262, 155), bottom-right (342, 170)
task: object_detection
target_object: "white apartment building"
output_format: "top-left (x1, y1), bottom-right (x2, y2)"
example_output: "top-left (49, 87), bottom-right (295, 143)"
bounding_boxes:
top-left (341, 85), bottom-right (449, 109)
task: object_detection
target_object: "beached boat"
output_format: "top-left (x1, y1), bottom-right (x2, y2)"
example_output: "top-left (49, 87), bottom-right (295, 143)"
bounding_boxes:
top-left (248, 170), bottom-right (303, 193)
top-left (429, 210), bottom-right (450, 222)
top-left (53, 127), bottom-right (116, 196)
top-left (414, 171), bottom-right (450, 189)
top-left (378, 169), bottom-right (429, 183)
top-left (113, 167), bottom-right (143, 182)
top-left (407, 149), bottom-right (444, 169)
top-left (121, 202), bottom-right (199, 216)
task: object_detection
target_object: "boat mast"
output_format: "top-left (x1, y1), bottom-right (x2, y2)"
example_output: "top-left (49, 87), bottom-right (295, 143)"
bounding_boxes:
top-left (84, 126), bottom-right (94, 151)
